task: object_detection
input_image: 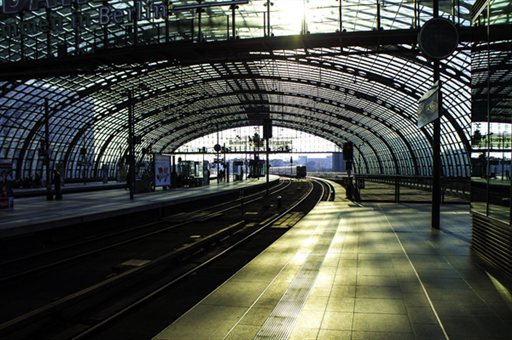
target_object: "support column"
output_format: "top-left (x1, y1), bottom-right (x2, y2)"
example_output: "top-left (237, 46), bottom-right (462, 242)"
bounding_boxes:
top-left (266, 137), bottom-right (269, 196)
top-left (231, 4), bottom-right (238, 39)
top-left (431, 0), bottom-right (441, 229)
top-left (45, 99), bottom-right (53, 201)
top-left (128, 90), bottom-right (135, 200)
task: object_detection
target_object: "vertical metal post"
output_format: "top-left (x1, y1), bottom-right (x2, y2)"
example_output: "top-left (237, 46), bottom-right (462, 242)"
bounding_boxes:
top-left (414, 0), bottom-right (417, 28)
top-left (395, 177), bottom-right (400, 203)
top-left (20, 13), bottom-right (25, 59)
top-left (417, 0), bottom-right (421, 27)
top-left (102, 1), bottom-right (108, 49)
top-left (266, 137), bottom-right (270, 196)
top-left (217, 130), bottom-right (220, 184)
top-left (172, 155), bottom-right (177, 189)
top-left (46, 8), bottom-right (52, 58)
top-left (133, 0), bottom-right (138, 46)
top-left (376, 0), bottom-right (381, 30)
top-left (339, 0), bottom-right (342, 32)
top-left (191, 17), bottom-right (195, 41)
top-left (231, 5), bottom-right (236, 39)
top-left (198, 8), bottom-right (202, 42)
top-left (263, 14), bottom-right (266, 37)
top-left (457, 0), bottom-right (461, 26)
top-left (224, 143), bottom-right (227, 182)
top-left (165, 0), bottom-right (170, 43)
top-left (302, 0), bottom-right (306, 35)
top-left (431, 66), bottom-right (441, 229)
top-left (485, 3), bottom-right (491, 216)
top-left (267, 0), bottom-right (271, 37)
top-left (431, 0), bottom-right (441, 229)
top-left (45, 99), bottom-right (53, 201)
top-left (128, 90), bottom-right (135, 200)
top-left (358, 147), bottom-right (361, 173)
top-left (502, 131), bottom-right (505, 181)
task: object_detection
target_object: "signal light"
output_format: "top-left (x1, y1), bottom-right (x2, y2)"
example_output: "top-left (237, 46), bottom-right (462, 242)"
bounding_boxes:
top-left (343, 142), bottom-right (353, 161)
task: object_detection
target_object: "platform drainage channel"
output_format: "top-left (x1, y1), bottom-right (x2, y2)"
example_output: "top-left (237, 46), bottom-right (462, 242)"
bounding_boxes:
top-left (254, 211), bottom-right (341, 340)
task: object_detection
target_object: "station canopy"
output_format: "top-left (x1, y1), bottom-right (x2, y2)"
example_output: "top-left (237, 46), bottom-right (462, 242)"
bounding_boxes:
top-left (0, 0), bottom-right (508, 179)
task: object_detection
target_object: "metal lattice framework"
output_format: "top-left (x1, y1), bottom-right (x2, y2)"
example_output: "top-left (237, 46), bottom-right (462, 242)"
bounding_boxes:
top-left (0, 0), bottom-right (510, 180)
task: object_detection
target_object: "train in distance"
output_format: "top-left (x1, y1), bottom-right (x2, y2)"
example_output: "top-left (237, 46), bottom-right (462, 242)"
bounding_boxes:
top-left (269, 165), bottom-right (307, 179)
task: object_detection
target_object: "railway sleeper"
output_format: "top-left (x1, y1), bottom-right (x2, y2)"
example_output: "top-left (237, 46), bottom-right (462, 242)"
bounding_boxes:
top-left (198, 212), bottom-right (224, 223)
top-left (0, 220), bottom-right (248, 338)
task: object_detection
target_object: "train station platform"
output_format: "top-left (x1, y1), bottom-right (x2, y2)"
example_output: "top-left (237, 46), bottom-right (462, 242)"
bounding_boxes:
top-left (11, 180), bottom-right (125, 198)
top-left (153, 181), bottom-right (512, 340)
top-left (0, 176), bottom-right (279, 239)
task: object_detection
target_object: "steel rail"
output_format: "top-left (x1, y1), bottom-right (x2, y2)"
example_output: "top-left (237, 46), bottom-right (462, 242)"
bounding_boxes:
top-left (0, 180), bottom-right (288, 283)
top-left (70, 180), bottom-right (320, 340)
top-left (0, 180), bottom-right (304, 338)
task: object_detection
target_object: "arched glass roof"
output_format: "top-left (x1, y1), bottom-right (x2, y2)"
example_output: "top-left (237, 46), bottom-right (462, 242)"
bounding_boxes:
top-left (0, 0), bottom-right (509, 180)
top-left (0, 0), bottom-right (476, 63)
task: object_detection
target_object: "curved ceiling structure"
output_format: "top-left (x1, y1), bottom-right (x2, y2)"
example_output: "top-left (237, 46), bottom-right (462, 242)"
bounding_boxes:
top-left (0, 0), bottom-right (509, 180)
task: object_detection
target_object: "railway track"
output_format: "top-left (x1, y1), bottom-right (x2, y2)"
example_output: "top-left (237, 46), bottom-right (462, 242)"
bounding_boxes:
top-left (0, 178), bottom-right (333, 340)
top-left (0, 180), bottom-right (289, 282)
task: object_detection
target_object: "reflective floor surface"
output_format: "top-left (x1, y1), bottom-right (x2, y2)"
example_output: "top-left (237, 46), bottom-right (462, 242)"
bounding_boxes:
top-left (154, 182), bottom-right (512, 340)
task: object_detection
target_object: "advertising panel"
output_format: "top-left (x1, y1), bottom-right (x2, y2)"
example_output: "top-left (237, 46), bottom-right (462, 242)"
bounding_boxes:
top-left (0, 160), bottom-right (14, 210)
top-left (154, 154), bottom-right (171, 187)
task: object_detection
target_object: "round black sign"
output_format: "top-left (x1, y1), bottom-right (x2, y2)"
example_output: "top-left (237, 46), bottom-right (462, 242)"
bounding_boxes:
top-left (214, 144), bottom-right (221, 152)
top-left (418, 18), bottom-right (459, 60)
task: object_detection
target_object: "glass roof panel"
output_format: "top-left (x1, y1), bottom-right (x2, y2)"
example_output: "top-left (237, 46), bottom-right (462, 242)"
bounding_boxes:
top-left (0, 0), bottom-right (476, 62)
top-left (0, 0), bottom-right (498, 180)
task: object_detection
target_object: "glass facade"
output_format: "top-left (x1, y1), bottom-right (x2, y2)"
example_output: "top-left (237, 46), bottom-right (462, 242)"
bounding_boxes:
top-left (469, 0), bottom-right (512, 278)
top-left (470, 0), bottom-right (512, 224)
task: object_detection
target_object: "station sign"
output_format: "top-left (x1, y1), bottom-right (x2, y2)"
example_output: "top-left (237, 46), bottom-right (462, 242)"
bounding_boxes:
top-left (1, 0), bottom-right (169, 38)
top-left (226, 138), bottom-right (294, 149)
top-left (1, 0), bottom-right (249, 39)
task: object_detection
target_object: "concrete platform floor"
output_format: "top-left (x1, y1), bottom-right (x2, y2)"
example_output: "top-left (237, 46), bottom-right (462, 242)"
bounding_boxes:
top-left (153, 185), bottom-right (512, 340)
